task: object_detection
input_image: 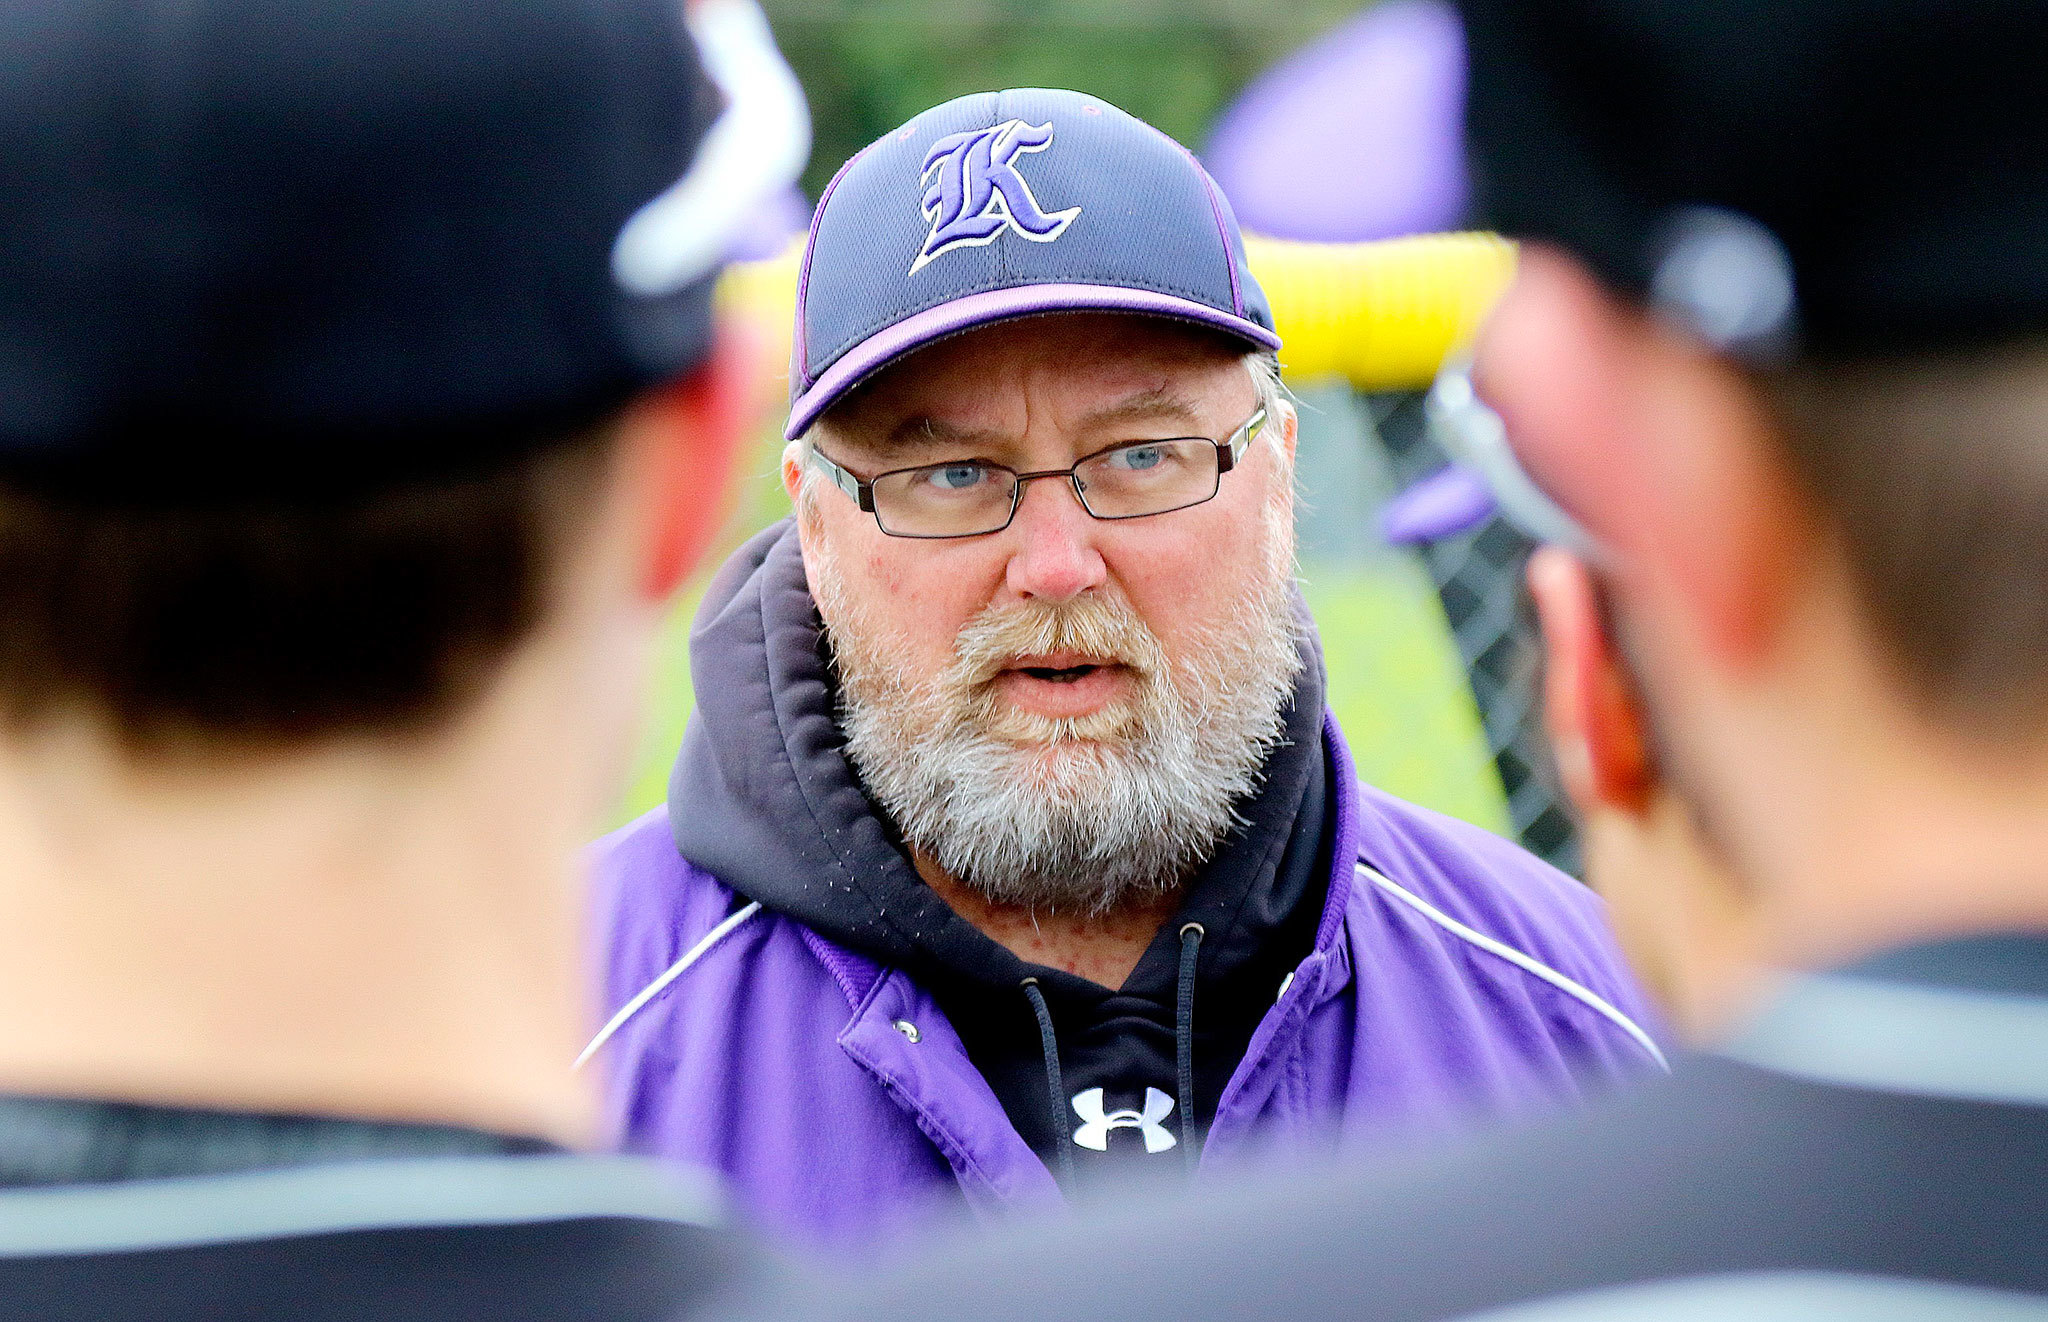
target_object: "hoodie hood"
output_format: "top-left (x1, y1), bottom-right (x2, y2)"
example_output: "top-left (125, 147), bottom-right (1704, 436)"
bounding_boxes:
top-left (668, 518), bottom-right (943, 967)
top-left (668, 517), bottom-right (1329, 991)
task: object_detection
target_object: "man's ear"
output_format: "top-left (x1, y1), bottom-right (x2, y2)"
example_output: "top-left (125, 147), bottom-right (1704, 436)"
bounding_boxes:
top-left (780, 440), bottom-right (804, 505)
top-left (1275, 400), bottom-right (1299, 465)
top-left (1528, 546), bottom-right (1655, 816)
top-left (624, 326), bottom-right (762, 601)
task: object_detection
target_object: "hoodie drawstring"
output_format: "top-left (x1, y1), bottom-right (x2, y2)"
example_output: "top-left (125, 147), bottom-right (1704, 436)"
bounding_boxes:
top-left (1024, 924), bottom-right (1205, 1188)
top-left (1176, 922), bottom-right (1205, 1173)
top-left (1020, 977), bottom-right (1076, 1190)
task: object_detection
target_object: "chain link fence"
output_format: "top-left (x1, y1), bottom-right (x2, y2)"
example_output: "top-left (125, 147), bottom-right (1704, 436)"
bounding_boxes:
top-left (1365, 390), bottom-right (1581, 876)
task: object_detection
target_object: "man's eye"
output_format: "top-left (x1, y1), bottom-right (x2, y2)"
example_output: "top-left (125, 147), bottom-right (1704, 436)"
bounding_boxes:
top-left (1106, 444), bottom-right (1168, 472)
top-left (924, 463), bottom-right (989, 491)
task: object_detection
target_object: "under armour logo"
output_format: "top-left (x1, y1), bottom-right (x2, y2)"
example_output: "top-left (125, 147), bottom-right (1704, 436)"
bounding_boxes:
top-left (910, 119), bottom-right (1081, 275)
top-left (1071, 1087), bottom-right (1177, 1153)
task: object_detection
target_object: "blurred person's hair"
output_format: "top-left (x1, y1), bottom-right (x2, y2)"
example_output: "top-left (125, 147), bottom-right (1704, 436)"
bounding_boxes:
top-left (0, 422), bottom-right (618, 749)
top-left (1755, 339), bottom-right (2048, 733)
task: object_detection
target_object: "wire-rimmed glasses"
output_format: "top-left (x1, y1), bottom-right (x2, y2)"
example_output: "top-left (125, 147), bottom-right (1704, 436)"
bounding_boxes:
top-left (805, 408), bottom-right (1268, 539)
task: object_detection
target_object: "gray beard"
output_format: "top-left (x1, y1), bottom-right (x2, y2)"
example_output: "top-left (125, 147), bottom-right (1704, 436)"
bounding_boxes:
top-left (813, 518), bottom-right (1304, 917)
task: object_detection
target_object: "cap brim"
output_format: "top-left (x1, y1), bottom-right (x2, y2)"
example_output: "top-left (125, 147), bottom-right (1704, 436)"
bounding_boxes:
top-left (785, 283), bottom-right (1282, 439)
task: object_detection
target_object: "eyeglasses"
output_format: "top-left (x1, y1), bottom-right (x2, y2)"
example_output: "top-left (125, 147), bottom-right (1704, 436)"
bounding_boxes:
top-left (806, 408), bottom-right (1268, 539)
top-left (1422, 358), bottom-right (1604, 562)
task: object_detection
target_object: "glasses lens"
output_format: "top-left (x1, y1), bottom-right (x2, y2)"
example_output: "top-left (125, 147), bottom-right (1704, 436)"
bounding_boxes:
top-left (872, 461), bottom-right (1018, 537)
top-left (1074, 439), bottom-right (1221, 518)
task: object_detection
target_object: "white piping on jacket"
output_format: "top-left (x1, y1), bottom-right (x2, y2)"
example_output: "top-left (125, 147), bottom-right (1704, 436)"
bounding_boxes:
top-left (575, 901), bottom-right (764, 1071)
top-left (1359, 862), bottom-right (1670, 1071)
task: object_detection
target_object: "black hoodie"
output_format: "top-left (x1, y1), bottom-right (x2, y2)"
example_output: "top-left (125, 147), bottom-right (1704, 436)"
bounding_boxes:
top-left (669, 520), bottom-right (1332, 1183)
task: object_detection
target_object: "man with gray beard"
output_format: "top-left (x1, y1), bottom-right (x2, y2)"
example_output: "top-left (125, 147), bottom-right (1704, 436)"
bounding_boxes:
top-left (584, 89), bottom-right (1664, 1255)
top-left (819, 437), bottom-right (1301, 917)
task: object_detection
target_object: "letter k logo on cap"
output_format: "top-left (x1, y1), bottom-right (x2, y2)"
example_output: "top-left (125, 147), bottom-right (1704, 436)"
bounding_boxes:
top-left (910, 118), bottom-right (1081, 274)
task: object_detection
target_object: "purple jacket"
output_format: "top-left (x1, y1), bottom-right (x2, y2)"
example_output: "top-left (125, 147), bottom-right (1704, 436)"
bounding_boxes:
top-left (588, 524), bottom-right (1665, 1254)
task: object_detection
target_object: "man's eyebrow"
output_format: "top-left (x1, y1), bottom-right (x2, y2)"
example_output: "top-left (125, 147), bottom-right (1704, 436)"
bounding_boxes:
top-left (871, 415), bottom-right (1011, 455)
top-left (840, 387), bottom-right (1211, 457)
top-left (888, 417), bottom-right (1007, 448)
top-left (1075, 387), bottom-right (1208, 433)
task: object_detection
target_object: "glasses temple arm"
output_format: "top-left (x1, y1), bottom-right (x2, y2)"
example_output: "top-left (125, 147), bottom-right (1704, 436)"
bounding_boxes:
top-left (1218, 408), bottom-right (1269, 473)
top-left (804, 445), bottom-right (875, 513)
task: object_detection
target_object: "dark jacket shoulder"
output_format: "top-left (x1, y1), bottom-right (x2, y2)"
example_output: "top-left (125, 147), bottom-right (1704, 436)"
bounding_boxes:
top-left (0, 1154), bottom-right (753, 1322)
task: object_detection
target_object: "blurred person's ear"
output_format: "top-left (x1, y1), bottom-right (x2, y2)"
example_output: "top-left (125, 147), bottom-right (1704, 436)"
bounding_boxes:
top-left (1530, 543), bottom-right (1771, 1039)
top-left (1478, 246), bottom-right (1803, 678)
top-left (623, 325), bottom-right (761, 600)
top-left (1527, 546), bottom-right (1652, 816)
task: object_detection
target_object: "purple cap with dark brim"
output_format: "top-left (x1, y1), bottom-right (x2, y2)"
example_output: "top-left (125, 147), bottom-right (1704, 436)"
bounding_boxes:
top-left (785, 88), bottom-right (1280, 441)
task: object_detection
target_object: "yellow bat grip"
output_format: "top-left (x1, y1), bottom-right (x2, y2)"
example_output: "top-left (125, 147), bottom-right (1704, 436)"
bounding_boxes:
top-left (715, 231), bottom-right (1517, 394)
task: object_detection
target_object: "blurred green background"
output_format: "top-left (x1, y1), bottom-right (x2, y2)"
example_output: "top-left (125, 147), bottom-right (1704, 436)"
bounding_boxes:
top-left (610, 1), bottom-right (1511, 838)
top-left (769, 0), bottom-right (1369, 200)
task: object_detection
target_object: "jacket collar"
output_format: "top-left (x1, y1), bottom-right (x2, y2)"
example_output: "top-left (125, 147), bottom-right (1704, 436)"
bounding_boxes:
top-left (1721, 932), bottom-right (2048, 1107)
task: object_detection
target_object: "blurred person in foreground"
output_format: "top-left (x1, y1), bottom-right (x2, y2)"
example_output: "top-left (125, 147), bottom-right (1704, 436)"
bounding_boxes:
top-left (584, 87), bottom-right (1664, 1255)
top-left (757, 0), bottom-right (2048, 1316)
top-left (0, 0), bottom-right (806, 1316)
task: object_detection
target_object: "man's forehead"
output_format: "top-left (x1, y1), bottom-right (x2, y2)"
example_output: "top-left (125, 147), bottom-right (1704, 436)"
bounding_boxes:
top-left (822, 313), bottom-right (1249, 447)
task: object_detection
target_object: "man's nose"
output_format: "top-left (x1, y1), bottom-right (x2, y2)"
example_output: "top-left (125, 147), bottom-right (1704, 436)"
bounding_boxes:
top-left (1002, 474), bottom-right (1108, 603)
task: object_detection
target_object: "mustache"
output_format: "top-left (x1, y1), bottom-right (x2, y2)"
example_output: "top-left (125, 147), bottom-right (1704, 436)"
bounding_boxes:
top-left (948, 594), bottom-right (1169, 691)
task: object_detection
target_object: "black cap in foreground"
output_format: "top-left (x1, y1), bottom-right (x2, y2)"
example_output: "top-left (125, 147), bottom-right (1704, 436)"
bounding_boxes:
top-left (1458, 0), bottom-right (2048, 359)
top-left (0, 0), bottom-right (808, 498)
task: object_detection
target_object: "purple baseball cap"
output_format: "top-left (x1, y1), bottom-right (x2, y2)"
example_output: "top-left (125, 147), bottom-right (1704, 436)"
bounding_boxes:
top-left (785, 88), bottom-right (1281, 440)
